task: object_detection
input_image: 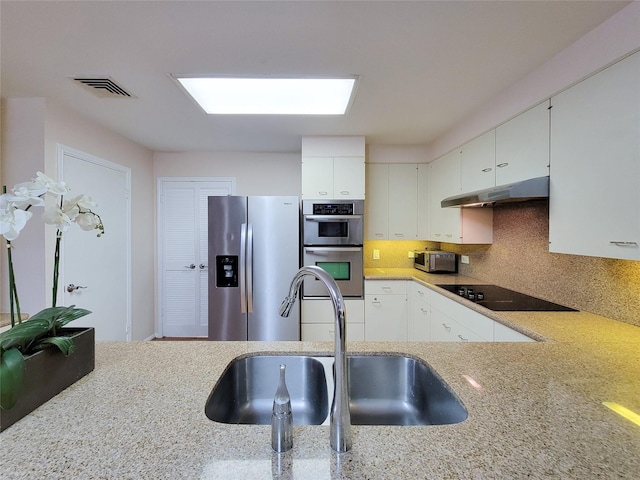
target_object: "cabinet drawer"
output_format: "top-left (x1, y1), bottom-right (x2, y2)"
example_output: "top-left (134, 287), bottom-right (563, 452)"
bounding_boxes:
top-left (365, 280), bottom-right (407, 295)
top-left (430, 290), bottom-right (493, 340)
top-left (302, 323), bottom-right (365, 342)
top-left (302, 299), bottom-right (364, 324)
top-left (431, 308), bottom-right (487, 342)
top-left (494, 321), bottom-right (534, 342)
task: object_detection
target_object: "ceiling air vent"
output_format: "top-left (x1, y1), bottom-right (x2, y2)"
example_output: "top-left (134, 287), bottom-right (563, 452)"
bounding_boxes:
top-left (72, 77), bottom-right (135, 98)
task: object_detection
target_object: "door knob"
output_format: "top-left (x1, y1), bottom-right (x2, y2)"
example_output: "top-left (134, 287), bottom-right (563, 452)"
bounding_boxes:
top-left (66, 284), bottom-right (87, 293)
top-left (184, 264), bottom-right (196, 269)
top-left (199, 264), bottom-right (207, 269)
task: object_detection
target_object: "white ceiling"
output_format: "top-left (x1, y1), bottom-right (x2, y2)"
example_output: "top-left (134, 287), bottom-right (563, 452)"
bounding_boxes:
top-left (0, 1), bottom-right (630, 153)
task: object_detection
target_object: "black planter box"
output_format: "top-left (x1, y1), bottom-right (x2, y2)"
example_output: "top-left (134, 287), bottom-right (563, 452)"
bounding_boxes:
top-left (0, 327), bottom-right (95, 431)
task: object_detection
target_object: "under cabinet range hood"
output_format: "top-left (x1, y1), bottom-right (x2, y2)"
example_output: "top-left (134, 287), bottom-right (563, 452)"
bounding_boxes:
top-left (441, 176), bottom-right (549, 208)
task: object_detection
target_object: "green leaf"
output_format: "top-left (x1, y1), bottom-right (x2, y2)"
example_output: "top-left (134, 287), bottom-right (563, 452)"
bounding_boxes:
top-left (28, 305), bottom-right (92, 329)
top-left (33, 336), bottom-right (76, 356)
top-left (0, 348), bottom-right (25, 410)
top-left (0, 319), bottom-right (51, 351)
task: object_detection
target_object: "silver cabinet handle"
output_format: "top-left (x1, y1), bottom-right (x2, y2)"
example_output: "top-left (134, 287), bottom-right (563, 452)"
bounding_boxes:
top-left (199, 264), bottom-right (207, 269)
top-left (458, 334), bottom-right (469, 342)
top-left (497, 162), bottom-right (509, 168)
top-left (442, 323), bottom-right (451, 332)
top-left (66, 284), bottom-right (87, 293)
top-left (610, 241), bottom-right (638, 247)
top-left (184, 264), bottom-right (196, 269)
top-left (481, 167), bottom-right (493, 172)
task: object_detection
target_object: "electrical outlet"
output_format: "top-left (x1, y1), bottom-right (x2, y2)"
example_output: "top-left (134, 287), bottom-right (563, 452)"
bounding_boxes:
top-left (408, 251), bottom-right (414, 258)
top-left (461, 255), bottom-right (470, 264)
top-left (373, 249), bottom-right (380, 260)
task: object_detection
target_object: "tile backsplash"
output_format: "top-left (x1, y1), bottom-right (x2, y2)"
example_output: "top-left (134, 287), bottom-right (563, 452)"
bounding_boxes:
top-left (365, 201), bottom-right (640, 327)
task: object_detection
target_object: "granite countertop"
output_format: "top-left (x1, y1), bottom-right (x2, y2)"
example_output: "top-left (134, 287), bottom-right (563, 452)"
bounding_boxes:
top-left (1, 272), bottom-right (639, 479)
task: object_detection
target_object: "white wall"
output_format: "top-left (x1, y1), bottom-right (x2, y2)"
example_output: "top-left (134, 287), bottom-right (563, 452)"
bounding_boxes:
top-left (367, 144), bottom-right (429, 164)
top-left (1, 98), bottom-right (47, 315)
top-left (1, 98), bottom-right (156, 340)
top-left (42, 102), bottom-right (155, 340)
top-left (153, 151), bottom-right (301, 196)
top-left (426, 1), bottom-right (640, 162)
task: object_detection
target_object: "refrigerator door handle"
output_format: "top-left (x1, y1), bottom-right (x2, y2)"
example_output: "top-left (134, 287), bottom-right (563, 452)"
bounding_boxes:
top-left (246, 223), bottom-right (254, 313)
top-left (240, 222), bottom-right (247, 313)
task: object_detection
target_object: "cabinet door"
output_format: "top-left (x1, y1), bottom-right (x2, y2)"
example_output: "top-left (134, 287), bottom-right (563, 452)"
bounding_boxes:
top-left (549, 52), bottom-right (640, 260)
top-left (364, 294), bottom-right (407, 341)
top-left (495, 101), bottom-right (550, 185)
top-left (429, 308), bottom-right (457, 341)
top-left (429, 150), bottom-right (461, 241)
top-left (365, 164), bottom-right (389, 239)
top-left (494, 322), bottom-right (533, 342)
top-left (388, 164), bottom-right (418, 239)
top-left (417, 164), bottom-right (430, 239)
top-left (334, 157), bottom-right (365, 199)
top-left (302, 157), bottom-right (333, 198)
top-left (460, 130), bottom-right (496, 192)
top-left (302, 323), bottom-right (365, 342)
top-left (408, 282), bottom-right (430, 341)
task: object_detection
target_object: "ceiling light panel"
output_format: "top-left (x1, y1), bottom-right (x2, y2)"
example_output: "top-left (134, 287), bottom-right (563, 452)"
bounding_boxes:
top-left (174, 76), bottom-right (357, 115)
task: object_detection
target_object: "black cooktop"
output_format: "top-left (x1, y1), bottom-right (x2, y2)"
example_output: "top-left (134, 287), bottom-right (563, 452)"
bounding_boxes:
top-left (436, 284), bottom-right (577, 312)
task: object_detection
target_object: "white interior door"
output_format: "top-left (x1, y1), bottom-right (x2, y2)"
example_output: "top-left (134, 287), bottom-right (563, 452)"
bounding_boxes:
top-left (158, 179), bottom-right (234, 337)
top-left (59, 145), bottom-right (131, 341)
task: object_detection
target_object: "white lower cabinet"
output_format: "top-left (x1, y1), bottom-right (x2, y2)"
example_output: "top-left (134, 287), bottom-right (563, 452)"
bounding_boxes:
top-left (408, 282), bottom-right (431, 341)
top-left (364, 281), bottom-right (408, 341)
top-left (301, 299), bottom-right (364, 341)
top-left (493, 321), bottom-right (533, 342)
top-left (429, 289), bottom-right (494, 341)
top-left (430, 307), bottom-right (488, 342)
top-left (357, 280), bottom-right (534, 342)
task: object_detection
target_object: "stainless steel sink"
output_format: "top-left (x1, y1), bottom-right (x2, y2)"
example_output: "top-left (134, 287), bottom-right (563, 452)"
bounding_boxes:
top-left (205, 355), bottom-right (329, 425)
top-left (348, 354), bottom-right (468, 425)
top-left (205, 352), bottom-right (467, 426)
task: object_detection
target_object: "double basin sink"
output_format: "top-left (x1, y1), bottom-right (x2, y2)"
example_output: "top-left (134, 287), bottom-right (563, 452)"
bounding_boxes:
top-left (205, 353), bottom-right (467, 426)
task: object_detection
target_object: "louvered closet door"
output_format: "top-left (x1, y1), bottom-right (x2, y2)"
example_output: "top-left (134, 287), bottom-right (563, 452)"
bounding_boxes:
top-left (159, 180), bottom-right (233, 337)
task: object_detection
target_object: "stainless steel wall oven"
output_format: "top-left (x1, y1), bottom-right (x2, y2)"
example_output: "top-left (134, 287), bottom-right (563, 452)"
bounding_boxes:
top-left (302, 200), bottom-right (364, 298)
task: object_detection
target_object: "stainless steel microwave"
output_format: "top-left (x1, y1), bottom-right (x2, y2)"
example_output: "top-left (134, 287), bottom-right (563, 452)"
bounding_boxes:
top-left (414, 251), bottom-right (457, 273)
top-left (302, 200), bottom-right (364, 246)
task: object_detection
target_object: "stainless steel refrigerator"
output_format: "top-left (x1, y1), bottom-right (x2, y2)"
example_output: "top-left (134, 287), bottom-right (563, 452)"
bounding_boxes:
top-left (207, 196), bottom-right (300, 340)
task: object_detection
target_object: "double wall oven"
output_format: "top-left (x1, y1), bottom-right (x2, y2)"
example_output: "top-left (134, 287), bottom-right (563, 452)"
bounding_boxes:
top-left (302, 200), bottom-right (364, 298)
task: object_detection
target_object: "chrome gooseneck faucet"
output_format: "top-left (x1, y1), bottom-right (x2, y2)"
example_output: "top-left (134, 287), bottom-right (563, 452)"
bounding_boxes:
top-left (279, 265), bottom-right (352, 453)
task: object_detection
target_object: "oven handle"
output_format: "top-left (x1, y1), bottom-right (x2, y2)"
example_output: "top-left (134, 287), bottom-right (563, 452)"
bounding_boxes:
top-left (304, 215), bottom-right (362, 221)
top-left (305, 247), bottom-right (362, 253)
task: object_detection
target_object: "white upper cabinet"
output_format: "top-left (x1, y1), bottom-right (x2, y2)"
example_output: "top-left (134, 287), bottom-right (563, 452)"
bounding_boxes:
top-left (460, 101), bottom-right (550, 194)
top-left (549, 51), bottom-right (640, 260)
top-left (365, 163), bottom-right (418, 240)
top-left (365, 163), bottom-right (389, 239)
top-left (388, 164), bottom-right (418, 239)
top-left (429, 151), bottom-right (493, 244)
top-left (417, 164), bottom-right (430, 240)
top-left (495, 100), bottom-right (550, 185)
top-left (429, 149), bottom-right (461, 242)
top-left (302, 136), bottom-right (365, 199)
top-left (460, 130), bottom-right (496, 192)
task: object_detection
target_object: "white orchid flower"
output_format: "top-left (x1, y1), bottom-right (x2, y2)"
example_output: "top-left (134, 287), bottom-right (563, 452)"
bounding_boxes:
top-left (64, 195), bottom-right (102, 232)
top-left (63, 194), bottom-right (98, 212)
top-left (75, 212), bottom-right (100, 231)
top-left (7, 181), bottom-right (47, 209)
top-left (35, 171), bottom-right (70, 196)
top-left (42, 205), bottom-right (72, 232)
top-left (0, 198), bottom-right (33, 241)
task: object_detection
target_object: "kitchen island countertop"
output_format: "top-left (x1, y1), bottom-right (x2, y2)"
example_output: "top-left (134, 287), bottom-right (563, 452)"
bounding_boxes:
top-left (1, 272), bottom-right (639, 479)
